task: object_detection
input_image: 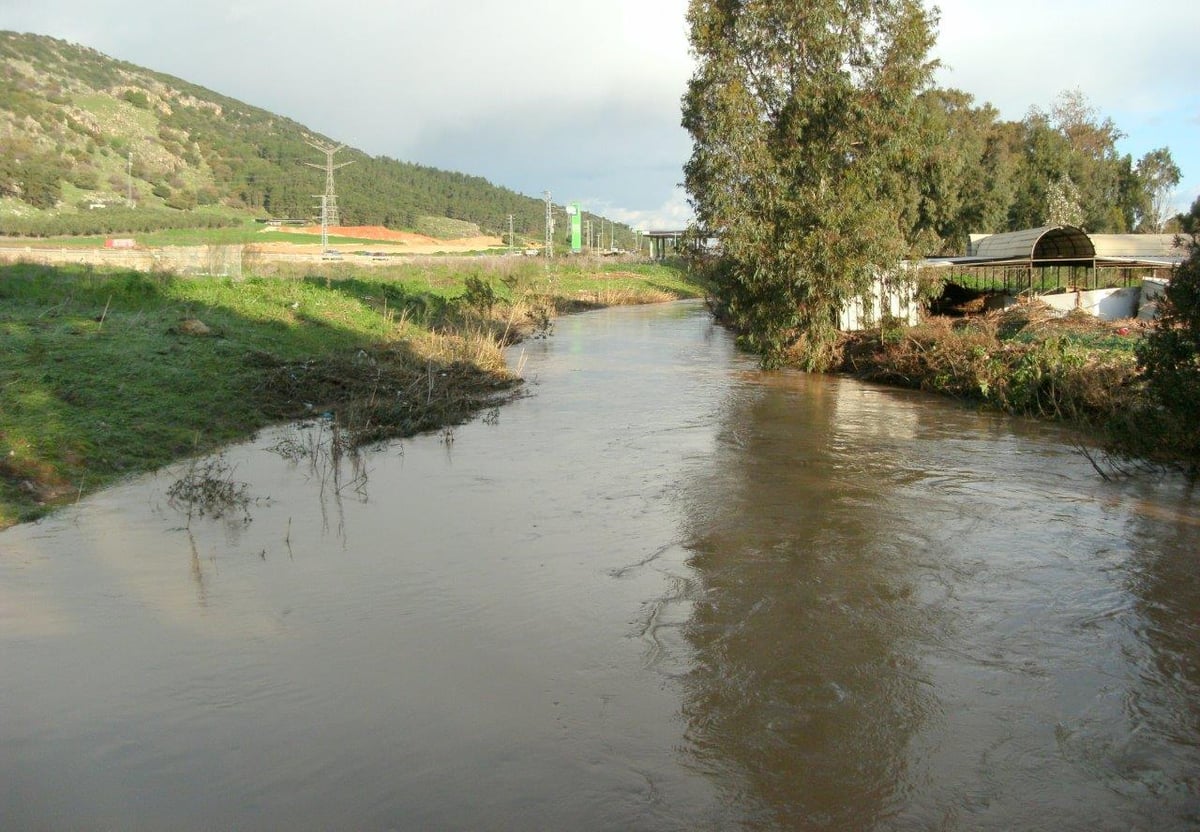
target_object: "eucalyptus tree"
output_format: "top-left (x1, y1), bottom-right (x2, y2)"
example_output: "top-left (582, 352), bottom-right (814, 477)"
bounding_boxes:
top-left (682, 0), bottom-right (938, 368)
top-left (1050, 88), bottom-right (1130, 231)
top-left (1008, 90), bottom-right (1148, 232)
top-left (1136, 147), bottom-right (1182, 232)
top-left (1008, 108), bottom-right (1073, 230)
top-left (1178, 196), bottom-right (1200, 235)
top-left (909, 88), bottom-right (1016, 253)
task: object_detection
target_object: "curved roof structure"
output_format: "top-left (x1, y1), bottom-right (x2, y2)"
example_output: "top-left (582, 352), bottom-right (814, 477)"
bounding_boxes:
top-left (1089, 234), bottom-right (1185, 258)
top-left (940, 227), bottom-right (1182, 300)
top-left (974, 225), bottom-right (1095, 262)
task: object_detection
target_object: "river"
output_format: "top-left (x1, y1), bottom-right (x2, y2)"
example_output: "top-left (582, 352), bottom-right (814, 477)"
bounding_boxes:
top-left (2, 300), bottom-right (1197, 830)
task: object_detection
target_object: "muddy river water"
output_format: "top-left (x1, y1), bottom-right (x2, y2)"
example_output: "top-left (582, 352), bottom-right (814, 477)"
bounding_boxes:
top-left (2, 300), bottom-right (1198, 830)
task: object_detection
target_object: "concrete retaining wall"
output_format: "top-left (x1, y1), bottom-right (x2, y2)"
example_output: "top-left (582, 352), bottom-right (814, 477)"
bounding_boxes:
top-left (1038, 287), bottom-right (1141, 320)
top-left (1138, 278), bottom-right (1168, 321)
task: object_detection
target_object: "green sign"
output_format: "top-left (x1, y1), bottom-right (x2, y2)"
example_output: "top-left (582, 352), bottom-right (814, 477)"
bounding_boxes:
top-left (570, 203), bottom-right (582, 253)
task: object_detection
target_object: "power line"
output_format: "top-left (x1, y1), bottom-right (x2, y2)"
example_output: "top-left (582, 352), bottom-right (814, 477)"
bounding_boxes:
top-left (304, 138), bottom-right (352, 230)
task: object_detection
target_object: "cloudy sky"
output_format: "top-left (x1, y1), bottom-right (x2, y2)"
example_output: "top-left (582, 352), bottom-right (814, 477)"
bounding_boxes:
top-left (3, 0), bottom-right (1197, 230)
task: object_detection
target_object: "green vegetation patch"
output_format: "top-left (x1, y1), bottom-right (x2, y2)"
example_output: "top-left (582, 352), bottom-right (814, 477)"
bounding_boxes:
top-left (0, 207), bottom-right (242, 238)
top-left (2, 225), bottom-right (474, 248)
top-left (837, 305), bottom-right (1144, 425)
top-left (0, 257), bottom-right (702, 527)
top-left (0, 263), bottom-right (470, 526)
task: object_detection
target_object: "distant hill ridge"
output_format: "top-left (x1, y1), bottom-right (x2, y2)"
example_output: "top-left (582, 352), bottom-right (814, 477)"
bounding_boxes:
top-left (0, 30), bottom-right (627, 242)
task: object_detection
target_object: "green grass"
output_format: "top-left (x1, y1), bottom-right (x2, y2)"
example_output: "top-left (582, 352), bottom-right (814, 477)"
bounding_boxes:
top-left (0, 257), bottom-right (702, 527)
top-left (0, 225), bottom-right (397, 248)
top-left (257, 257), bottom-right (704, 302)
top-left (540, 261), bottom-right (700, 300)
top-left (0, 265), bottom-right (397, 525)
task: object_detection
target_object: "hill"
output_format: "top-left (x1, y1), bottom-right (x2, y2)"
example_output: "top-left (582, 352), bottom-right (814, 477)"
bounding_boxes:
top-left (0, 31), bottom-right (632, 245)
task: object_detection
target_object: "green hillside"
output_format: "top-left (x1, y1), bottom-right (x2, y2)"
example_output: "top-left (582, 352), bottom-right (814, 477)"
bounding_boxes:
top-left (0, 31), bottom-right (632, 244)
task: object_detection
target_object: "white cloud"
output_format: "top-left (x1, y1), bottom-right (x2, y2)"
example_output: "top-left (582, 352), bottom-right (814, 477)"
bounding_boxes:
top-left (931, 0), bottom-right (1199, 117)
top-left (931, 0), bottom-right (1200, 214)
top-left (607, 187), bottom-right (693, 231)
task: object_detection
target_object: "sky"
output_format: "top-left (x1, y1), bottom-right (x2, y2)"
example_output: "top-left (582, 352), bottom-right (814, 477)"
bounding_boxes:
top-left (2, 0), bottom-right (1197, 231)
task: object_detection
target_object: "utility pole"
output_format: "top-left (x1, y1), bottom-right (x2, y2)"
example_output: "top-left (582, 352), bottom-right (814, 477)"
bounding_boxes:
top-left (127, 151), bottom-right (133, 207)
top-left (313, 194), bottom-right (329, 251)
top-left (507, 214), bottom-right (515, 253)
top-left (304, 139), bottom-right (352, 229)
top-left (544, 190), bottom-right (554, 261)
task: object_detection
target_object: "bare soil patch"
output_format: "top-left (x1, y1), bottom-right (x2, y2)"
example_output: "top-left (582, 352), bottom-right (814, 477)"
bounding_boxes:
top-left (272, 225), bottom-right (502, 253)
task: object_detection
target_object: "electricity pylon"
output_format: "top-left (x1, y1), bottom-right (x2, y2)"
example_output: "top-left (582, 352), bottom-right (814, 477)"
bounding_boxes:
top-left (305, 139), bottom-right (352, 229)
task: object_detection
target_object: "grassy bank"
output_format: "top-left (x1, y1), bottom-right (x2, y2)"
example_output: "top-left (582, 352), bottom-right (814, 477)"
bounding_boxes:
top-left (0, 257), bottom-right (701, 528)
top-left (835, 304), bottom-right (1148, 452)
top-left (838, 305), bottom-right (1143, 422)
top-left (836, 306), bottom-right (1200, 475)
top-left (0, 225), bottom-right (485, 248)
top-left (252, 256), bottom-right (702, 307)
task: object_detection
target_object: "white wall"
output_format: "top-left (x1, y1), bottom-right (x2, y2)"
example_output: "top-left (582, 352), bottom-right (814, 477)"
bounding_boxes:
top-left (1038, 287), bottom-right (1140, 320)
top-left (1138, 278), bottom-right (1168, 321)
top-left (838, 272), bottom-right (920, 332)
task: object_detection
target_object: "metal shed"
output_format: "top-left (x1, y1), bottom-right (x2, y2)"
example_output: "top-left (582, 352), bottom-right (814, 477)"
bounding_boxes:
top-left (1089, 234), bottom-right (1184, 259)
top-left (974, 225), bottom-right (1094, 263)
top-left (950, 226), bottom-right (1184, 294)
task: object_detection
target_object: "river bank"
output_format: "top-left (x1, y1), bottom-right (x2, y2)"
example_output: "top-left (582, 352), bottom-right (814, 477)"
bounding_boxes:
top-left (0, 257), bottom-right (702, 528)
top-left (829, 300), bottom-right (1197, 471)
top-left (835, 303), bottom-right (1140, 420)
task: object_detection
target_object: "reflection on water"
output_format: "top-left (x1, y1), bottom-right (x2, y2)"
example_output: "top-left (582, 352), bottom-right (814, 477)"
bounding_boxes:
top-left (1117, 502), bottom-right (1200, 806)
top-left (264, 418), bottom-right (372, 539)
top-left (2, 301), bottom-right (1198, 830)
top-left (677, 377), bottom-right (940, 828)
top-left (677, 371), bottom-right (1200, 829)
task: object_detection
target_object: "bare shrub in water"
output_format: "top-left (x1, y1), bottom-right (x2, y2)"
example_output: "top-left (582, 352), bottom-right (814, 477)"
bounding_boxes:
top-left (269, 421), bottom-right (369, 504)
top-left (167, 455), bottom-right (253, 525)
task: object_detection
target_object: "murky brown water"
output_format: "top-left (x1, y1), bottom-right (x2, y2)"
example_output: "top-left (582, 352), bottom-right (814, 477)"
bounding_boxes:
top-left (2, 301), bottom-right (1198, 830)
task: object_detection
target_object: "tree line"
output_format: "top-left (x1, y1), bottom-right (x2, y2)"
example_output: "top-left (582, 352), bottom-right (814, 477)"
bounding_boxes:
top-left (682, 0), bottom-right (1185, 368)
top-left (909, 86), bottom-right (1180, 253)
top-left (0, 207), bottom-right (239, 238)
